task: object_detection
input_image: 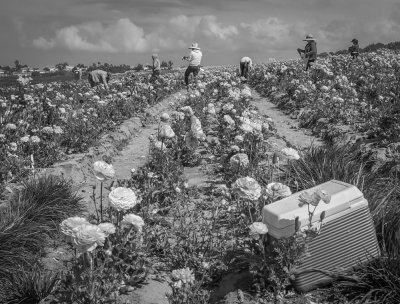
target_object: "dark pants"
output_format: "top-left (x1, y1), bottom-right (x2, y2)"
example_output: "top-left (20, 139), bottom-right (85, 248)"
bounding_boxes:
top-left (150, 70), bottom-right (160, 82)
top-left (240, 62), bottom-right (249, 78)
top-left (88, 74), bottom-right (95, 88)
top-left (305, 59), bottom-right (315, 71)
top-left (184, 65), bottom-right (200, 85)
top-left (351, 52), bottom-right (359, 59)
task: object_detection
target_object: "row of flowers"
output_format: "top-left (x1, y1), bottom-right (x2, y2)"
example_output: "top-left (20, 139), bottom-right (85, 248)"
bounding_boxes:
top-left (54, 67), bottom-right (336, 302)
top-left (249, 49), bottom-right (400, 147)
top-left (0, 72), bottom-right (184, 184)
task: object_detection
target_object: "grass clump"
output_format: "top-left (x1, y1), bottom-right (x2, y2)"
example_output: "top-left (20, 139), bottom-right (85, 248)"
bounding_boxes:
top-left (0, 175), bottom-right (84, 303)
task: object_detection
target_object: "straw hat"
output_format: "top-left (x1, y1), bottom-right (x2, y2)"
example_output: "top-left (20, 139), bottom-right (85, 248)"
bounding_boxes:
top-left (303, 34), bottom-right (316, 41)
top-left (188, 42), bottom-right (201, 50)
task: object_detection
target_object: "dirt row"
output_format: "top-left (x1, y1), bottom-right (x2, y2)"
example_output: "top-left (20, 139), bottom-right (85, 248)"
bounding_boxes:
top-left (43, 87), bottom-right (323, 304)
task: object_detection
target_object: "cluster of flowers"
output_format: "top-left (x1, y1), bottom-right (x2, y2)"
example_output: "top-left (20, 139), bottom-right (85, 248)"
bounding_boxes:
top-left (0, 72), bottom-right (183, 184)
top-left (250, 49), bottom-right (400, 143)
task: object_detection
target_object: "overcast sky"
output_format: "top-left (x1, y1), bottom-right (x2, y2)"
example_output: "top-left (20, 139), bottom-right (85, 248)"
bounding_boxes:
top-left (0, 0), bottom-right (399, 67)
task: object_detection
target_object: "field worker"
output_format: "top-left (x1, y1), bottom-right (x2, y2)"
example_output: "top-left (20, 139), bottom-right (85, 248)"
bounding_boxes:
top-left (151, 53), bottom-right (161, 80)
top-left (239, 56), bottom-right (253, 80)
top-left (88, 69), bottom-right (111, 91)
top-left (74, 67), bottom-right (82, 80)
top-left (349, 38), bottom-right (360, 59)
top-left (182, 42), bottom-right (203, 88)
top-left (297, 34), bottom-right (317, 71)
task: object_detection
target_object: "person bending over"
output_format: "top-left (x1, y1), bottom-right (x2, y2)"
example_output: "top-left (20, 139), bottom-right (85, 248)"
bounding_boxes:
top-left (88, 69), bottom-right (111, 91)
top-left (240, 56), bottom-right (253, 80)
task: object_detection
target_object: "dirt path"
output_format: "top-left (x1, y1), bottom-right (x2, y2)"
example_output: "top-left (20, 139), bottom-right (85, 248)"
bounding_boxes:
top-left (45, 88), bottom-right (323, 304)
top-left (251, 90), bottom-right (322, 149)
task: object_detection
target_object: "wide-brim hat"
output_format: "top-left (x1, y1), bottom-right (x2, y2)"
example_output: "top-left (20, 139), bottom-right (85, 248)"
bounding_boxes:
top-left (188, 42), bottom-right (201, 50)
top-left (303, 34), bottom-right (316, 41)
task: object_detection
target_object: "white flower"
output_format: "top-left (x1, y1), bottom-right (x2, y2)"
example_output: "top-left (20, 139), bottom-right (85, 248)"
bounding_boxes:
top-left (230, 153), bottom-right (249, 170)
top-left (265, 182), bottom-right (292, 199)
top-left (160, 113), bottom-right (170, 122)
top-left (171, 267), bottom-right (195, 285)
top-left (5, 123), bottom-right (17, 130)
top-left (249, 222), bottom-right (269, 237)
top-left (98, 222), bottom-right (116, 236)
top-left (93, 161), bottom-right (115, 181)
top-left (154, 140), bottom-right (167, 151)
top-left (224, 115), bottom-right (235, 126)
top-left (42, 126), bottom-right (54, 134)
top-left (60, 216), bottom-right (89, 237)
top-left (30, 136), bottom-right (41, 143)
top-left (8, 142), bottom-right (17, 151)
top-left (232, 177), bottom-right (262, 201)
top-left (71, 223), bottom-right (106, 253)
top-left (20, 135), bottom-right (30, 143)
top-left (159, 125), bottom-right (175, 139)
top-left (109, 187), bottom-right (138, 211)
top-left (281, 147), bottom-right (300, 160)
top-left (121, 213), bottom-right (145, 232)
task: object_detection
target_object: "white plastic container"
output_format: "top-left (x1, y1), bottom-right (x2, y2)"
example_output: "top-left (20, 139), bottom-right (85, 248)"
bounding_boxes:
top-left (262, 180), bottom-right (380, 292)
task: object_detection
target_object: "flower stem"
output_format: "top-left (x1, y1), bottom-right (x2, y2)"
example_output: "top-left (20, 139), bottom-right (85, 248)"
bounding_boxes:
top-left (100, 181), bottom-right (103, 222)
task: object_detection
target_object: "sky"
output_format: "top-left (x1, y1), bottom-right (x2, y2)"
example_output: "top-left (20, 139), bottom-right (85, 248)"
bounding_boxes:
top-left (0, 0), bottom-right (399, 68)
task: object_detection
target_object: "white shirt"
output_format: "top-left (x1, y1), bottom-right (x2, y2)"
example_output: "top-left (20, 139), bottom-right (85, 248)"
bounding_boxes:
top-left (189, 49), bottom-right (202, 66)
top-left (240, 56), bottom-right (253, 67)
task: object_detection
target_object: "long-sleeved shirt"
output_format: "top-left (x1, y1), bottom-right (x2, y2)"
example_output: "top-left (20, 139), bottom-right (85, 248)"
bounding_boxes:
top-left (153, 58), bottom-right (161, 71)
top-left (303, 41), bottom-right (317, 60)
top-left (89, 70), bottom-right (109, 90)
top-left (188, 49), bottom-right (202, 66)
top-left (89, 70), bottom-right (108, 84)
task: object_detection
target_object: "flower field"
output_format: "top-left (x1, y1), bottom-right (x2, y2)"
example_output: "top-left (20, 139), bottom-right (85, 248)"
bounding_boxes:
top-left (0, 54), bottom-right (400, 304)
top-left (0, 72), bottom-right (183, 184)
top-left (250, 49), bottom-right (400, 146)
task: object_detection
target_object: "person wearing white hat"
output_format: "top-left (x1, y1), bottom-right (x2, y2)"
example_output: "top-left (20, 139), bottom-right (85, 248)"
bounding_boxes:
top-left (182, 42), bottom-right (203, 88)
top-left (239, 56), bottom-right (253, 80)
top-left (297, 34), bottom-right (317, 71)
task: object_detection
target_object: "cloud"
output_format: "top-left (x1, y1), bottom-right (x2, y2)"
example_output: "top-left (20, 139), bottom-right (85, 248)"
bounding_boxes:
top-left (32, 15), bottom-right (238, 53)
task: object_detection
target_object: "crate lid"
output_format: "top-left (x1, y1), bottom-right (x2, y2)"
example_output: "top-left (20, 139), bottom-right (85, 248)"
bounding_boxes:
top-left (262, 180), bottom-right (364, 230)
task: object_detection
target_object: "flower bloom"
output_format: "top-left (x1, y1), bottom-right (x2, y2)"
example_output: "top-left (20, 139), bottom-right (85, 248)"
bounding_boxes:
top-left (121, 213), bottom-right (145, 232)
top-left (171, 267), bottom-right (195, 285)
top-left (298, 189), bottom-right (331, 207)
top-left (9, 142), bottom-right (17, 151)
top-left (93, 161), bottom-right (115, 181)
top-left (154, 140), bottom-right (167, 151)
top-left (5, 123), bottom-right (17, 130)
top-left (98, 222), bottom-right (116, 236)
top-left (71, 223), bottom-right (106, 253)
top-left (159, 124), bottom-right (175, 139)
top-left (109, 187), bottom-right (138, 211)
top-left (249, 222), bottom-right (269, 238)
top-left (30, 136), bottom-right (41, 143)
top-left (281, 147), bottom-right (300, 160)
top-left (265, 182), bottom-right (292, 199)
top-left (20, 135), bottom-right (30, 143)
top-left (60, 216), bottom-right (89, 237)
top-left (232, 176), bottom-right (262, 201)
top-left (160, 113), bottom-right (170, 122)
top-left (230, 153), bottom-right (249, 170)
